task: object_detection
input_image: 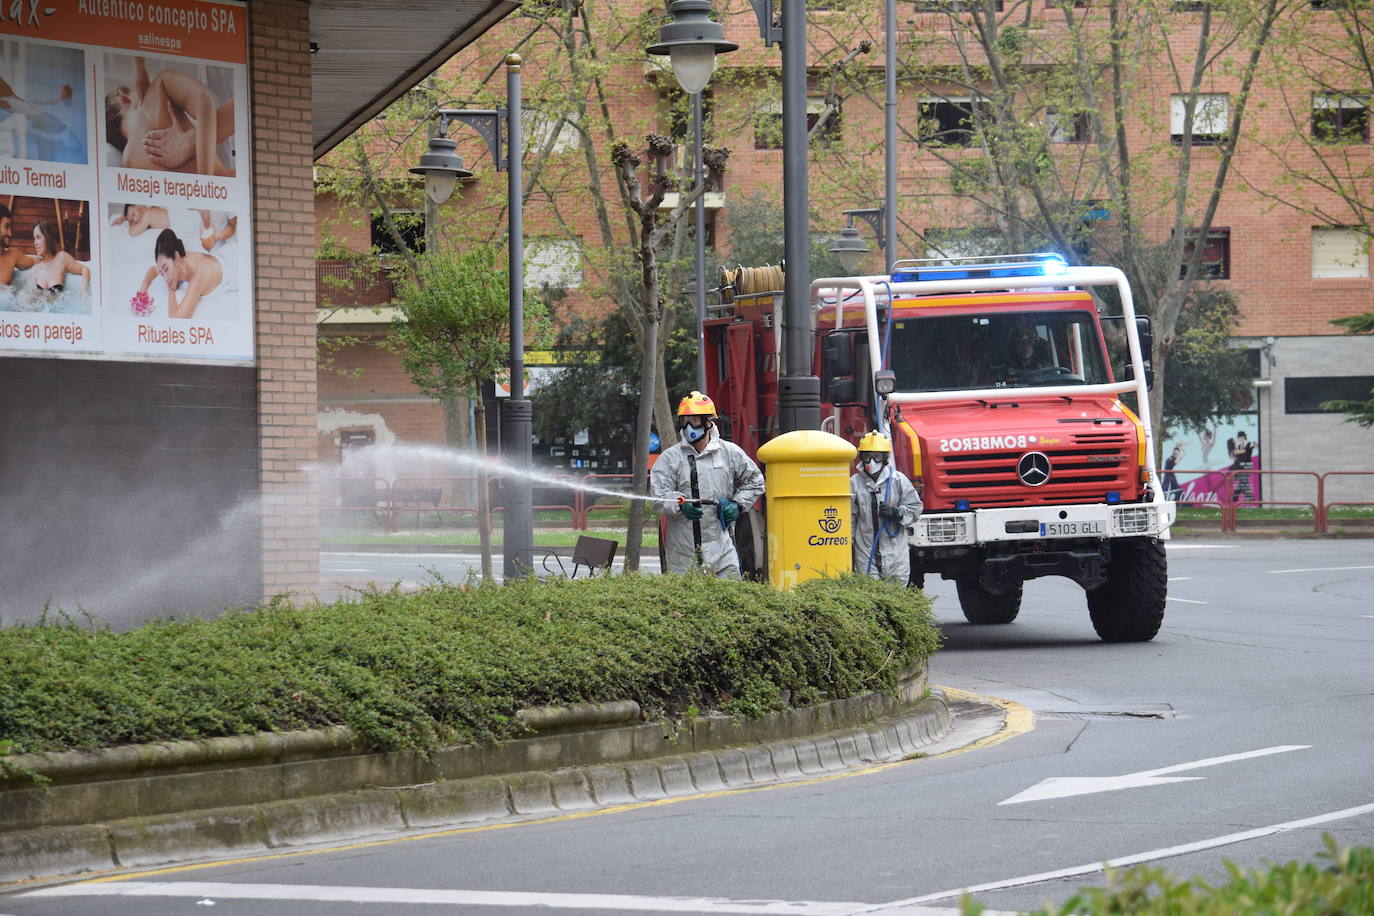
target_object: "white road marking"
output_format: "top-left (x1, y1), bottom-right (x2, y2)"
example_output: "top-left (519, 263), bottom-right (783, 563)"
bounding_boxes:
top-left (1167, 597), bottom-right (1209, 605)
top-left (1167, 576), bottom-right (1193, 581)
top-left (858, 800), bottom-right (1374, 911)
top-left (1164, 544), bottom-right (1236, 550)
top-left (20, 882), bottom-right (985, 915)
top-left (1266, 566), bottom-right (1374, 574)
top-left (999, 745), bottom-right (1309, 805)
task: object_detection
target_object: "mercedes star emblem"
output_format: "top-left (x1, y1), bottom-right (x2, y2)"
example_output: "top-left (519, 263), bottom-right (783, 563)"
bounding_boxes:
top-left (1018, 451), bottom-right (1051, 486)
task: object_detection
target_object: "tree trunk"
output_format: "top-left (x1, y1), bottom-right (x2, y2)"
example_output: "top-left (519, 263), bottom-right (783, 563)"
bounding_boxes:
top-left (474, 401), bottom-right (494, 581)
top-left (624, 312), bottom-right (659, 573)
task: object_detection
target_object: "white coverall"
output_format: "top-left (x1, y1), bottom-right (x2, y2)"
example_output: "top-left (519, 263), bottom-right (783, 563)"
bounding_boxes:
top-left (850, 463), bottom-right (923, 583)
top-left (651, 429), bottom-right (765, 578)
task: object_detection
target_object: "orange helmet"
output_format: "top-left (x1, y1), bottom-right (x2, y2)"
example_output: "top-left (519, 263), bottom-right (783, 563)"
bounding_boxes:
top-left (676, 391), bottom-right (717, 418)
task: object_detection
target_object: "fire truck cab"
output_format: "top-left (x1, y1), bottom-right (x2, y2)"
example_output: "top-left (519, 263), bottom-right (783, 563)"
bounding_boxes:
top-left (704, 254), bottom-right (1175, 642)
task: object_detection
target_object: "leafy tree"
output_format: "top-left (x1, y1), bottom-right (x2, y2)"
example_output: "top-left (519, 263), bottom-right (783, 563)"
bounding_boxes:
top-left (1246, 3), bottom-right (1374, 246)
top-left (390, 243), bottom-right (551, 580)
top-left (1321, 313), bottom-right (1374, 428)
top-left (778, 0), bottom-right (1294, 440)
top-left (532, 311), bottom-right (694, 455)
top-left (612, 135), bottom-right (725, 569)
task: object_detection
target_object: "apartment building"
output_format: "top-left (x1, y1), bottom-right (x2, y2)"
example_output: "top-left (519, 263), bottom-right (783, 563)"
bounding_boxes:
top-left (316, 0), bottom-right (1372, 507)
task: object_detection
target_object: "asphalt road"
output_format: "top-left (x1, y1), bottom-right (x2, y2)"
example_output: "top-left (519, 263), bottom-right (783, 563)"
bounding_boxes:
top-left (9, 539), bottom-right (1374, 915)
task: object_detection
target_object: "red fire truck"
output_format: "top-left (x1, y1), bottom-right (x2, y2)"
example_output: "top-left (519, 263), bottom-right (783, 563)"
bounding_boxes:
top-left (703, 253), bottom-right (1176, 642)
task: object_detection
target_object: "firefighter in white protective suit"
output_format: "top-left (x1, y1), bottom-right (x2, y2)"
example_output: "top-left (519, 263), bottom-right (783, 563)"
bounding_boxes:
top-left (651, 391), bottom-right (765, 578)
top-left (850, 430), bottom-right (923, 583)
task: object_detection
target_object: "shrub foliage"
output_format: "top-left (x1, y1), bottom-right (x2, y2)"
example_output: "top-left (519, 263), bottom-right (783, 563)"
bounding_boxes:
top-left (1007, 836), bottom-right (1374, 915)
top-left (0, 574), bottom-right (938, 757)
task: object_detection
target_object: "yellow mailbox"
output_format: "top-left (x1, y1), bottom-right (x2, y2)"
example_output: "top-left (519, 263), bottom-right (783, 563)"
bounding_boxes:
top-left (757, 430), bottom-right (858, 589)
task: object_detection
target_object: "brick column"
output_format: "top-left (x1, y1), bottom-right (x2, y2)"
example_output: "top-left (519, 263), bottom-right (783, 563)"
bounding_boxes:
top-left (250, 0), bottom-right (320, 600)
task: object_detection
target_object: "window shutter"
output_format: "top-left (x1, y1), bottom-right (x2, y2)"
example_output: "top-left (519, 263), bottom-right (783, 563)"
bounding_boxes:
top-left (1311, 228), bottom-right (1369, 279)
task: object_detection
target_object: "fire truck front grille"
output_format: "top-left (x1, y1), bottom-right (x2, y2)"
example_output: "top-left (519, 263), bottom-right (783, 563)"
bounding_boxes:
top-left (932, 432), bottom-right (1134, 507)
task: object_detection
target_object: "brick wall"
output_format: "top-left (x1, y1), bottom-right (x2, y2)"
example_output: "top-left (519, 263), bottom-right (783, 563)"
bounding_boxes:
top-left (251, 0), bottom-right (320, 600)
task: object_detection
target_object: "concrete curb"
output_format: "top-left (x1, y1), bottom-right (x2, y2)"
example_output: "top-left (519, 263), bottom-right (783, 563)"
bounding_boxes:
top-left (1, 681), bottom-right (959, 886)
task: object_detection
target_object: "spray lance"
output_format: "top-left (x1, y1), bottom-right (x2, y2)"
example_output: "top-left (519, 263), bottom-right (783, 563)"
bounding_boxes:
top-left (676, 496), bottom-right (733, 531)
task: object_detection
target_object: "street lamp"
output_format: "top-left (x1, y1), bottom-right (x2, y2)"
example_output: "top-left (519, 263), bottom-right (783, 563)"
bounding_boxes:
top-left (648, 0), bottom-right (738, 391)
top-left (410, 53), bottom-right (533, 578)
top-left (829, 206), bottom-right (886, 274)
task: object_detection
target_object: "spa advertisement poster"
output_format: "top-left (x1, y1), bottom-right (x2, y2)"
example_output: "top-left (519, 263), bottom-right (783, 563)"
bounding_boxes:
top-left (0, 0), bottom-right (253, 362)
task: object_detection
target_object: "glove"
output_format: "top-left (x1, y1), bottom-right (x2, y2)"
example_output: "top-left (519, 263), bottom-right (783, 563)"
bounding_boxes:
top-left (878, 503), bottom-right (903, 522)
top-left (717, 498), bottom-right (741, 527)
top-left (680, 501), bottom-right (704, 521)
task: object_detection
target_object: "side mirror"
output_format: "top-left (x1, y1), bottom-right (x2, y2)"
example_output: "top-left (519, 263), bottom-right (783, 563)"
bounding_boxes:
top-left (1135, 316), bottom-right (1154, 390)
top-left (1135, 315), bottom-right (1154, 363)
top-left (823, 332), bottom-right (854, 379)
top-left (822, 329), bottom-right (872, 407)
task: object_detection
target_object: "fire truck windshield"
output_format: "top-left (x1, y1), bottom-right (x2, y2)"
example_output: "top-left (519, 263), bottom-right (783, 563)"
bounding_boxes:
top-left (887, 310), bottom-right (1110, 392)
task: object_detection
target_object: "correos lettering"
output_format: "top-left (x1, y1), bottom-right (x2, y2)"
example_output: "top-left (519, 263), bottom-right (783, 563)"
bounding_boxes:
top-left (807, 535), bottom-right (849, 546)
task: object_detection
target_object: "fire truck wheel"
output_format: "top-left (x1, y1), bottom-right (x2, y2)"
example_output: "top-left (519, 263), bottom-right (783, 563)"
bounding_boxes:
top-left (734, 511), bottom-right (763, 581)
top-left (956, 577), bottom-right (1022, 625)
top-left (1086, 537), bottom-right (1167, 642)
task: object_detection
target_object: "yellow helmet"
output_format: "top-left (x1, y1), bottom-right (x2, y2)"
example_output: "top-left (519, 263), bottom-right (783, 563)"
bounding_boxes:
top-left (677, 391), bottom-right (717, 418)
top-left (858, 430), bottom-right (892, 453)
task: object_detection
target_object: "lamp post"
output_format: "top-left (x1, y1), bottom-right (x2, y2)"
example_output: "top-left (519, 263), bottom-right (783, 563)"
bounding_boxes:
top-left (829, 207), bottom-right (886, 274)
top-left (749, 0), bottom-right (818, 432)
top-left (410, 54), bottom-right (532, 578)
top-left (647, 0), bottom-right (738, 392)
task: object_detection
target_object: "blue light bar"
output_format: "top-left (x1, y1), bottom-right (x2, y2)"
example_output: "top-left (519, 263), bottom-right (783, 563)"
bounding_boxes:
top-left (891, 253), bottom-right (1068, 284)
top-left (955, 499), bottom-right (971, 511)
top-left (1106, 491), bottom-right (1121, 504)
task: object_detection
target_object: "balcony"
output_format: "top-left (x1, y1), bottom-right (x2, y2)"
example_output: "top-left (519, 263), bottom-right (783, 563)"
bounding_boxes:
top-left (316, 258), bottom-right (397, 310)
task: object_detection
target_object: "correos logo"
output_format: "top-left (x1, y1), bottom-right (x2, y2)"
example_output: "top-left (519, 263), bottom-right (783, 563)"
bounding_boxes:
top-left (939, 434), bottom-right (1035, 452)
top-left (810, 506), bottom-right (848, 545)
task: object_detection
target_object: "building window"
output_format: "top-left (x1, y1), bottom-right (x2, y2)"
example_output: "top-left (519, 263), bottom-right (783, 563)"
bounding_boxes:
top-left (524, 108), bottom-right (581, 154)
top-left (915, 0), bottom-right (1003, 9)
top-left (1181, 228), bottom-right (1230, 279)
top-left (667, 89), bottom-right (713, 145)
top-left (1046, 109), bottom-right (1090, 143)
top-left (754, 97), bottom-right (841, 149)
top-left (1285, 376), bottom-right (1374, 413)
top-left (924, 227), bottom-right (1004, 261)
top-left (1170, 93), bottom-right (1229, 145)
top-left (371, 210), bottom-right (424, 255)
top-left (919, 97), bottom-right (992, 147)
top-left (1312, 94), bottom-right (1369, 143)
top-left (1312, 227), bottom-right (1370, 278)
top-left (525, 238), bottom-right (584, 289)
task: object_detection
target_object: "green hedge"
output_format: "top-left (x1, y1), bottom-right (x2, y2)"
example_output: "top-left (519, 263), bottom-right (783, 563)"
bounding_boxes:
top-left (1004, 837), bottom-right (1374, 915)
top-left (0, 574), bottom-right (937, 758)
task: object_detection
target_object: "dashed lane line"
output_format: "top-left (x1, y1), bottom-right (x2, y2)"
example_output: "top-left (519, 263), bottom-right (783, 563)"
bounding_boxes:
top-left (1266, 566), bottom-right (1374, 574)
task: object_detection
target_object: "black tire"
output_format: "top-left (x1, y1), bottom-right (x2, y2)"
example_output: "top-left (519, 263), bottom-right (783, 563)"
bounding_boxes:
top-left (908, 549), bottom-right (924, 591)
top-left (1086, 537), bottom-right (1167, 642)
top-left (734, 510), bottom-right (764, 581)
top-left (956, 577), bottom-right (1022, 624)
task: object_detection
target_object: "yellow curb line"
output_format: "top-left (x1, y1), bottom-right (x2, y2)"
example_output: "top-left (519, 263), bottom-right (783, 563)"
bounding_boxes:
top-left (67, 688), bottom-right (1032, 886)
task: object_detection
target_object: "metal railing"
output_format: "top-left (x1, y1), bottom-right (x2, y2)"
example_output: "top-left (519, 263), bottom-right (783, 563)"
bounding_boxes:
top-left (1168, 467), bottom-right (1373, 534)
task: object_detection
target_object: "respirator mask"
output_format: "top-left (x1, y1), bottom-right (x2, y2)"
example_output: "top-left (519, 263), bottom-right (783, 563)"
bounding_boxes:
top-left (860, 453), bottom-right (888, 479)
top-left (681, 416), bottom-right (711, 444)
